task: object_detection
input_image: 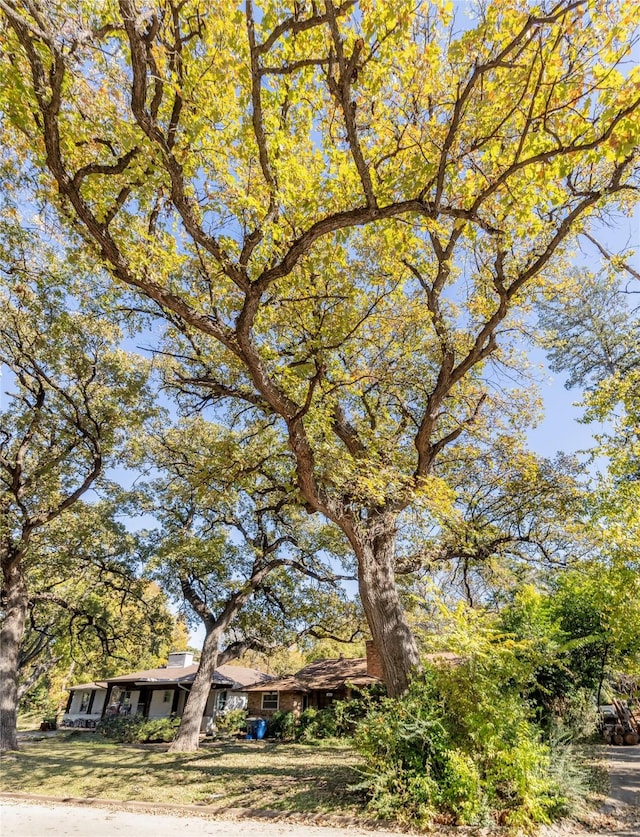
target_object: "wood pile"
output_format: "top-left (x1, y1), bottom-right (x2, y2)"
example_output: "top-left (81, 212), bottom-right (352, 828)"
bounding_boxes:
top-left (602, 698), bottom-right (640, 745)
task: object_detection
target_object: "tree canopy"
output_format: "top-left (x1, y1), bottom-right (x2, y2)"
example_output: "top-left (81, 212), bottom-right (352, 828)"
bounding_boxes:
top-left (135, 414), bottom-right (362, 749)
top-left (1, 0), bottom-right (639, 701)
top-left (0, 226), bottom-right (160, 750)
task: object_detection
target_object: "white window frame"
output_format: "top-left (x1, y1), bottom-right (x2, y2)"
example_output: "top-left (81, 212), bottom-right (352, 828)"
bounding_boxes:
top-left (261, 691), bottom-right (279, 711)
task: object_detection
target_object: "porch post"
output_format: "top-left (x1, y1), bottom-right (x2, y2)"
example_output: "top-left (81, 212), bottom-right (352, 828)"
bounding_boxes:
top-left (101, 684), bottom-right (114, 717)
top-left (170, 688), bottom-right (180, 715)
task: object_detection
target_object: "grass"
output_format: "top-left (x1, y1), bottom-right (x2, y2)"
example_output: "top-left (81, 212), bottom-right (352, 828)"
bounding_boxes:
top-left (16, 711), bottom-right (47, 732)
top-left (0, 732), bottom-right (366, 816)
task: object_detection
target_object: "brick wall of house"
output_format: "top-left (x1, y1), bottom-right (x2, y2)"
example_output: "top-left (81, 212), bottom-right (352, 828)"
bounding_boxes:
top-left (365, 640), bottom-right (384, 679)
top-left (247, 692), bottom-right (265, 716)
top-left (247, 691), bottom-right (304, 717)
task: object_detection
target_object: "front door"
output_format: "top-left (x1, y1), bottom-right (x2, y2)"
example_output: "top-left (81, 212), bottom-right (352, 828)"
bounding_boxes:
top-left (137, 687), bottom-right (152, 717)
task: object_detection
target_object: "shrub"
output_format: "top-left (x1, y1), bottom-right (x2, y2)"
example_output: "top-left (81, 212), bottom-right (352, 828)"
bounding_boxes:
top-left (135, 717), bottom-right (181, 743)
top-left (267, 710), bottom-right (296, 740)
top-left (332, 688), bottom-right (383, 736)
top-left (214, 708), bottom-right (247, 736)
top-left (96, 714), bottom-right (146, 743)
top-left (354, 644), bottom-right (585, 830)
top-left (296, 707), bottom-right (336, 742)
top-left (96, 714), bottom-right (180, 743)
top-left (295, 688), bottom-right (383, 743)
top-left (545, 689), bottom-right (599, 742)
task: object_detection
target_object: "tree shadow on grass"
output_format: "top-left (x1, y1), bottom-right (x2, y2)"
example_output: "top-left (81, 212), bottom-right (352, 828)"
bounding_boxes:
top-left (1, 737), bottom-right (364, 814)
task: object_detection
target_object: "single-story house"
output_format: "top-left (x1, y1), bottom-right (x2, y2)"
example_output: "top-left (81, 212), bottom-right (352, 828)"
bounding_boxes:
top-left (63, 652), bottom-right (271, 733)
top-left (243, 641), bottom-right (384, 717)
top-left (64, 681), bottom-right (109, 726)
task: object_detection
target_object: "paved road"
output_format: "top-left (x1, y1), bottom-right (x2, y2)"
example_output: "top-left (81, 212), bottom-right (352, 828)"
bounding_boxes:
top-left (0, 801), bottom-right (407, 837)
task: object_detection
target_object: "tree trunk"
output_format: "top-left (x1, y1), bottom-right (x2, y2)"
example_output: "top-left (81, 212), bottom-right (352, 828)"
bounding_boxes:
top-left (0, 560), bottom-right (28, 751)
top-left (354, 515), bottom-right (420, 697)
top-left (168, 626), bottom-right (220, 753)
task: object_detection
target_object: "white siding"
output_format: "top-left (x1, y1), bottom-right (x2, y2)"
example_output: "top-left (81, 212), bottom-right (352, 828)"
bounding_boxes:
top-left (148, 688), bottom-right (174, 719)
top-left (63, 687), bottom-right (107, 725)
top-left (226, 692), bottom-right (248, 711)
top-left (92, 690), bottom-right (106, 715)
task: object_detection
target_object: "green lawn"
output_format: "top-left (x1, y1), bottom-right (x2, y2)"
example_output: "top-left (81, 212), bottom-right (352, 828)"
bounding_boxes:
top-left (16, 711), bottom-right (47, 732)
top-left (0, 733), bottom-right (366, 816)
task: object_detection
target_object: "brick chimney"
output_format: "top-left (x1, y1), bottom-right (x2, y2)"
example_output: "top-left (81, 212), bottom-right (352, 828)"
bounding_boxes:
top-left (365, 640), bottom-right (384, 679)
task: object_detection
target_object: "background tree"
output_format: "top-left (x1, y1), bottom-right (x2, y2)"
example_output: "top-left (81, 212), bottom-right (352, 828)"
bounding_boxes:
top-left (2, 0), bottom-right (639, 695)
top-left (498, 555), bottom-right (640, 723)
top-left (138, 416), bottom-right (363, 751)
top-left (550, 559), bottom-right (640, 705)
top-left (17, 501), bottom-right (175, 716)
top-left (0, 248), bottom-right (153, 750)
top-left (538, 245), bottom-right (639, 552)
top-left (539, 265), bottom-right (639, 392)
top-left (400, 445), bottom-right (589, 610)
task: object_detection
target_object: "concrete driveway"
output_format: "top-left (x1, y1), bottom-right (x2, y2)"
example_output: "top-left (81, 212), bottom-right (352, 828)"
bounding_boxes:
top-left (597, 746), bottom-right (640, 836)
top-left (606, 746), bottom-right (640, 808)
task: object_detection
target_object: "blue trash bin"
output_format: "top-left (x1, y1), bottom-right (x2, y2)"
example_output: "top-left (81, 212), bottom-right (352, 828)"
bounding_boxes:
top-left (246, 720), bottom-right (258, 739)
top-left (256, 719), bottom-right (267, 740)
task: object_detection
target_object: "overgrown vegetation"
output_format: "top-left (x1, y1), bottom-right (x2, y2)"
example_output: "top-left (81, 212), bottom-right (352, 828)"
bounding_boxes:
top-left (96, 715), bottom-right (180, 744)
top-left (266, 688), bottom-right (379, 742)
top-left (350, 600), bottom-right (630, 832)
top-left (213, 709), bottom-right (247, 738)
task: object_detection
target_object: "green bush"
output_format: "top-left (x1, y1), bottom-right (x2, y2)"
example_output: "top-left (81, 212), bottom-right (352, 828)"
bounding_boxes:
top-left (294, 688), bottom-right (383, 743)
top-left (96, 714), bottom-right (180, 743)
top-left (265, 694), bottom-right (380, 743)
top-left (295, 707), bottom-right (335, 741)
top-left (96, 714), bottom-right (145, 742)
top-left (354, 653), bottom-right (582, 830)
top-left (332, 688), bottom-right (383, 736)
top-left (266, 710), bottom-right (296, 740)
top-left (545, 689), bottom-right (599, 742)
top-left (136, 717), bottom-right (181, 742)
top-left (214, 708), bottom-right (247, 736)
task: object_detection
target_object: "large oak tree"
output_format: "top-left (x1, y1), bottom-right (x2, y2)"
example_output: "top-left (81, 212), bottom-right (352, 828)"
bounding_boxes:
top-left (1, 0), bottom-right (639, 696)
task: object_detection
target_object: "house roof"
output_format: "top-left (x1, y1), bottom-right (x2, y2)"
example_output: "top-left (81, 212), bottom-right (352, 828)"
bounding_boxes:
top-left (243, 656), bottom-right (381, 693)
top-left (242, 651), bottom-right (461, 694)
top-left (68, 681), bottom-right (108, 691)
top-left (216, 665), bottom-right (272, 688)
top-left (425, 652), bottom-right (461, 665)
top-left (103, 664), bottom-right (270, 690)
top-left (106, 664), bottom-right (200, 685)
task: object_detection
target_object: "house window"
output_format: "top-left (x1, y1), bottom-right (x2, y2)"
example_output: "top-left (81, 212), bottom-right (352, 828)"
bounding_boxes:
top-left (79, 690), bottom-right (91, 713)
top-left (163, 690), bottom-right (172, 703)
top-left (119, 690), bottom-right (133, 715)
top-left (261, 692), bottom-right (279, 711)
top-left (216, 691), bottom-right (227, 711)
